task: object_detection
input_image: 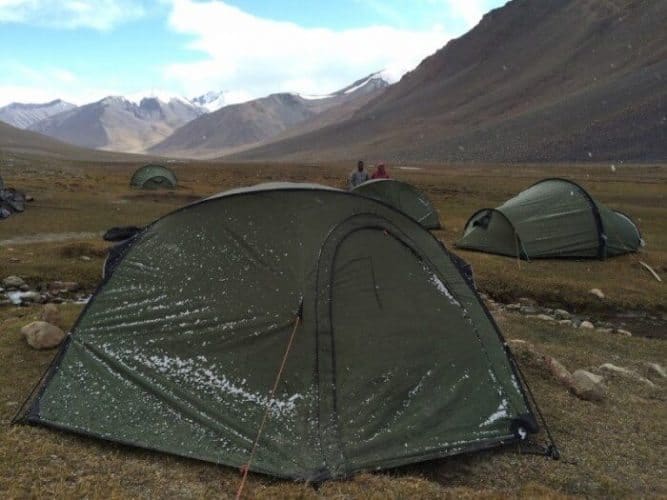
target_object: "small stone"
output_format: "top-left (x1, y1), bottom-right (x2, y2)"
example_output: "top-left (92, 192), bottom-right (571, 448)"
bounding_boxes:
top-left (2, 276), bottom-right (25, 289)
top-left (40, 304), bottom-right (61, 326)
top-left (580, 321), bottom-right (595, 329)
top-left (644, 362), bottom-right (666, 379)
top-left (572, 370), bottom-right (605, 401)
top-left (554, 309), bottom-right (571, 319)
top-left (558, 319), bottom-right (573, 326)
top-left (20, 291), bottom-right (41, 303)
top-left (536, 314), bottom-right (555, 322)
top-left (20, 321), bottom-right (66, 349)
top-left (571, 318), bottom-right (582, 328)
top-left (507, 303), bottom-right (521, 311)
top-left (518, 297), bottom-right (537, 306)
top-left (80, 256), bottom-right (92, 262)
top-left (520, 305), bottom-right (538, 315)
top-left (48, 281), bottom-right (80, 294)
top-left (19, 284), bottom-right (30, 291)
top-left (589, 288), bottom-right (605, 299)
top-left (616, 328), bottom-right (632, 337)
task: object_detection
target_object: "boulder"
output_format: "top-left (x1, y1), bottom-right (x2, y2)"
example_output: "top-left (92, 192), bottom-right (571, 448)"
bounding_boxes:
top-left (572, 370), bottom-right (605, 401)
top-left (20, 321), bottom-right (66, 349)
top-left (40, 304), bottom-right (61, 326)
top-left (2, 276), bottom-right (25, 289)
top-left (553, 309), bottom-right (571, 319)
top-left (599, 363), bottom-right (656, 388)
top-left (518, 297), bottom-right (537, 306)
top-left (19, 291), bottom-right (41, 303)
top-left (589, 288), bottom-right (605, 299)
top-left (580, 321), bottom-right (595, 329)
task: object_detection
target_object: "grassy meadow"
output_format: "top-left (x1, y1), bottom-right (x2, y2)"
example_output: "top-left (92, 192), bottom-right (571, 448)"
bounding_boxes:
top-left (0, 157), bottom-right (665, 498)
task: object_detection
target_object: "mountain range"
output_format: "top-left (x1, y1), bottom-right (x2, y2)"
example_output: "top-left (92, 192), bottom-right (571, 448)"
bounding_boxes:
top-left (0, 100), bottom-right (76, 129)
top-left (1, 0), bottom-right (664, 163)
top-left (149, 72), bottom-right (389, 158)
top-left (230, 0), bottom-right (666, 163)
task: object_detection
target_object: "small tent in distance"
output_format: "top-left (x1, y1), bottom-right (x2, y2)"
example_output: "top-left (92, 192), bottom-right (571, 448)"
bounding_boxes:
top-left (130, 164), bottom-right (177, 190)
top-left (18, 183), bottom-right (538, 481)
top-left (352, 179), bottom-right (441, 229)
top-left (456, 178), bottom-right (642, 259)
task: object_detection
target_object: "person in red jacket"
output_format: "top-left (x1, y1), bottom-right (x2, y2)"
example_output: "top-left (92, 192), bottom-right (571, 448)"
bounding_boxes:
top-left (371, 162), bottom-right (390, 179)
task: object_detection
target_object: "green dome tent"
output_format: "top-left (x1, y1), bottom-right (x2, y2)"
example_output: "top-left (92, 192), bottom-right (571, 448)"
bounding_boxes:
top-left (130, 164), bottom-right (177, 190)
top-left (18, 183), bottom-right (539, 480)
top-left (352, 179), bottom-right (441, 229)
top-left (457, 178), bottom-right (642, 259)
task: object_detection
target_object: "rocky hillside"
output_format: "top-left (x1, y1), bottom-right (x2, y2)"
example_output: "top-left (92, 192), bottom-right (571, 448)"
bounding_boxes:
top-left (28, 97), bottom-right (204, 153)
top-left (150, 72), bottom-right (389, 158)
top-left (232, 0), bottom-right (667, 163)
top-left (0, 100), bottom-right (76, 129)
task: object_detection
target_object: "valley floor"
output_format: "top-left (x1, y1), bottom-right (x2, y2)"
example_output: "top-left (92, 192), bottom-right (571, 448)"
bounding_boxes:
top-left (0, 158), bottom-right (665, 498)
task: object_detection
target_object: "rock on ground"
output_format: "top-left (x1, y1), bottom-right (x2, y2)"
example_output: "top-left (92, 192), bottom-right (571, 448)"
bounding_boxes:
top-left (40, 304), bottom-right (61, 326)
top-left (643, 362), bottom-right (666, 379)
top-left (599, 363), bottom-right (656, 388)
top-left (2, 276), bottom-right (25, 289)
top-left (589, 288), bottom-right (605, 299)
top-left (20, 321), bottom-right (66, 350)
top-left (572, 370), bottom-right (605, 401)
top-left (580, 321), bottom-right (595, 329)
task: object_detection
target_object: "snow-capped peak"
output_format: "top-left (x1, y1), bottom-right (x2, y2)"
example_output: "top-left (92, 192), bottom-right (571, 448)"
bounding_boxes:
top-left (190, 90), bottom-right (226, 112)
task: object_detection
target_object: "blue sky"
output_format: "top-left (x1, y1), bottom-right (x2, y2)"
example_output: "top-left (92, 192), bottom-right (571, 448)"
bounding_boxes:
top-left (0, 0), bottom-right (504, 106)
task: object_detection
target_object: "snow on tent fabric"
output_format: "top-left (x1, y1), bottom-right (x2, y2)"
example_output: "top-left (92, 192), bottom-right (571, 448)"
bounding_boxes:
top-left (456, 178), bottom-right (642, 259)
top-left (18, 183), bottom-right (538, 481)
top-left (352, 179), bottom-right (441, 229)
top-left (130, 164), bottom-right (177, 190)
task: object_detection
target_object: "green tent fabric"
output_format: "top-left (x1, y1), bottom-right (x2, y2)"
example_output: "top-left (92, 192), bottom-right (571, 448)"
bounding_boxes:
top-left (456, 178), bottom-right (642, 259)
top-left (352, 179), bottom-right (441, 229)
top-left (130, 164), bottom-right (177, 189)
top-left (19, 183), bottom-right (538, 480)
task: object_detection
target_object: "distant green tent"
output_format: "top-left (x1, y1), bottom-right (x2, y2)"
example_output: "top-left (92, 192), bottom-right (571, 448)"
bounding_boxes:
top-left (352, 179), bottom-right (441, 229)
top-left (18, 183), bottom-right (538, 480)
top-left (457, 178), bottom-right (642, 259)
top-left (130, 164), bottom-right (177, 190)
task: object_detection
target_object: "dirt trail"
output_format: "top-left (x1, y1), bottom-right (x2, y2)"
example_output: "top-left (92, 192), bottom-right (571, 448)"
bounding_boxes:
top-left (0, 232), bottom-right (101, 247)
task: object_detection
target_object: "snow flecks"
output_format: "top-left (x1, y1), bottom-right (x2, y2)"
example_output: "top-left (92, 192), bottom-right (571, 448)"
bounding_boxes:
top-left (480, 399), bottom-right (509, 427)
top-left (132, 352), bottom-right (304, 418)
top-left (408, 369), bottom-right (433, 399)
top-left (423, 265), bottom-right (461, 307)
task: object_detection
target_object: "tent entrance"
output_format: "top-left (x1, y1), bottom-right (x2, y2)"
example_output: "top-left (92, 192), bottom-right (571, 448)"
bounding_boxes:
top-left (313, 215), bottom-right (518, 477)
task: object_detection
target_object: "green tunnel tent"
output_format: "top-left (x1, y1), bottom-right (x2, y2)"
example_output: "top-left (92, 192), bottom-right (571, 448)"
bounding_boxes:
top-left (130, 164), bottom-right (177, 189)
top-left (352, 179), bottom-right (441, 229)
top-left (19, 183), bottom-right (539, 480)
top-left (456, 178), bottom-right (642, 260)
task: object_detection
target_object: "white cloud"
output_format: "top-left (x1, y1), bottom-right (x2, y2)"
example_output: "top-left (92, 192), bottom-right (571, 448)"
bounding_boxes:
top-left (164, 0), bottom-right (453, 104)
top-left (444, 0), bottom-right (491, 27)
top-left (0, 0), bottom-right (147, 30)
top-left (0, 62), bottom-right (116, 106)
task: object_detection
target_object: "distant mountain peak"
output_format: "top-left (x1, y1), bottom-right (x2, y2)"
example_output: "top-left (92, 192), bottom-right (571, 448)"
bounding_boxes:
top-left (190, 90), bottom-right (226, 112)
top-left (0, 99), bottom-right (77, 129)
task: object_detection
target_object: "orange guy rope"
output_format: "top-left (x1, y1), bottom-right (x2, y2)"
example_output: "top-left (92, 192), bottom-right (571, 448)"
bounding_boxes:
top-left (234, 311), bottom-right (302, 499)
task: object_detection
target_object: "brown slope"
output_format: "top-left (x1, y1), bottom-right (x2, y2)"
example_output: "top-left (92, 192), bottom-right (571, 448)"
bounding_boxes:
top-left (0, 120), bottom-right (146, 161)
top-left (231, 0), bottom-right (666, 163)
top-left (150, 73), bottom-right (389, 158)
top-left (29, 97), bottom-right (203, 153)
